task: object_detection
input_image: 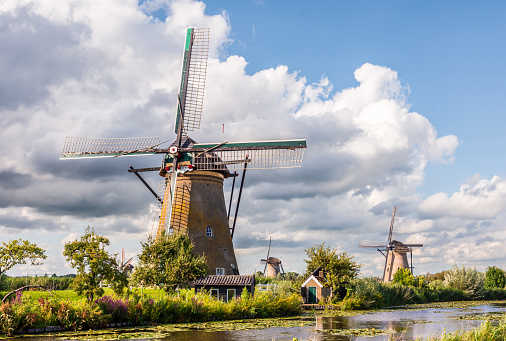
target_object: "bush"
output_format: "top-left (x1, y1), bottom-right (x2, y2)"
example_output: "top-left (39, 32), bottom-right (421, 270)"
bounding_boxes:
top-left (485, 266), bottom-right (506, 289)
top-left (340, 277), bottom-right (384, 310)
top-left (379, 282), bottom-right (414, 306)
top-left (444, 265), bottom-right (484, 300)
top-left (393, 268), bottom-right (414, 286)
top-left (482, 288), bottom-right (506, 300)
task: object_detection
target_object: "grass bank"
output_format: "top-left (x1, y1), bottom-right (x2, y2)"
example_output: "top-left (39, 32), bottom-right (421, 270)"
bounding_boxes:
top-left (0, 288), bottom-right (302, 336)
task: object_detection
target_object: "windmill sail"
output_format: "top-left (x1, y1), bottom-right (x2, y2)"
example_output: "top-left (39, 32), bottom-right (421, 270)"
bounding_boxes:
top-left (165, 139), bottom-right (307, 171)
top-left (60, 136), bottom-right (161, 159)
top-left (178, 28), bottom-right (209, 134)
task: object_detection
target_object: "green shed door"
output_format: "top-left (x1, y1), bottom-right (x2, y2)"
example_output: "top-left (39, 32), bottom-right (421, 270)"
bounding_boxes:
top-left (308, 287), bottom-right (317, 304)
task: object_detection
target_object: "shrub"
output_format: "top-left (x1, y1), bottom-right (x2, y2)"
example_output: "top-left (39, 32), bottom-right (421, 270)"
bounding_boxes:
top-left (444, 265), bottom-right (484, 299)
top-left (95, 295), bottom-right (128, 323)
top-left (393, 268), bottom-right (414, 286)
top-left (485, 266), bottom-right (506, 289)
top-left (340, 277), bottom-right (384, 310)
top-left (482, 288), bottom-right (506, 300)
top-left (379, 282), bottom-right (414, 306)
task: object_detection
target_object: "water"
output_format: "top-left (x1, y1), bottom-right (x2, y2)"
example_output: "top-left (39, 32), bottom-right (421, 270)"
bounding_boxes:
top-left (15, 303), bottom-right (506, 340)
top-left (163, 304), bottom-right (505, 341)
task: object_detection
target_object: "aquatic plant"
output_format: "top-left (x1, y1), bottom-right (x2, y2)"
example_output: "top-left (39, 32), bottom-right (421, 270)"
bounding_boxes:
top-left (423, 318), bottom-right (506, 340)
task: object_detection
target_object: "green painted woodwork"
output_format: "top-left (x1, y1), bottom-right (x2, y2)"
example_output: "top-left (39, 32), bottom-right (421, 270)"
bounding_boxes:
top-left (174, 28), bottom-right (194, 135)
top-left (308, 287), bottom-right (317, 304)
top-left (164, 152), bottom-right (193, 164)
top-left (185, 28), bottom-right (193, 50)
top-left (193, 139), bottom-right (307, 149)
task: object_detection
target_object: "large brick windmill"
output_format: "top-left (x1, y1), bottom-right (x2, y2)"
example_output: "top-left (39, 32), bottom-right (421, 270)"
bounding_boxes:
top-left (60, 28), bottom-right (307, 276)
top-left (359, 206), bottom-right (423, 282)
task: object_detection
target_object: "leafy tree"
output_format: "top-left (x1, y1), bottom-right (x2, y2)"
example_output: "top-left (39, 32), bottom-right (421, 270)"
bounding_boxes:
top-left (132, 231), bottom-right (208, 291)
top-left (304, 243), bottom-right (361, 295)
top-left (0, 239), bottom-right (47, 276)
top-left (485, 266), bottom-right (506, 289)
top-left (393, 267), bottom-right (415, 286)
top-left (63, 226), bottom-right (127, 301)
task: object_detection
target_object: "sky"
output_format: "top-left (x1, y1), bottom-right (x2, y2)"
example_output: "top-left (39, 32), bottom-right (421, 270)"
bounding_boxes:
top-left (1, 0), bottom-right (506, 278)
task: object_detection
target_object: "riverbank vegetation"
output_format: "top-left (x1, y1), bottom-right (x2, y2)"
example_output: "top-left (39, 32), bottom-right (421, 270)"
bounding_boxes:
top-left (339, 265), bottom-right (506, 310)
top-left (0, 288), bottom-right (301, 336)
top-left (424, 318), bottom-right (506, 341)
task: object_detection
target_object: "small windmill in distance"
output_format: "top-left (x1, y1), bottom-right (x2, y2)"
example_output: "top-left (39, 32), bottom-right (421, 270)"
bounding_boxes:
top-left (120, 249), bottom-right (134, 274)
top-left (261, 237), bottom-right (285, 278)
top-left (359, 206), bottom-right (423, 282)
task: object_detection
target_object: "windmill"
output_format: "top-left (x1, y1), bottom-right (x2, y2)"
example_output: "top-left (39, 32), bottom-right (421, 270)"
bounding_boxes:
top-left (359, 206), bottom-right (423, 282)
top-left (261, 237), bottom-right (285, 278)
top-left (60, 28), bottom-right (307, 276)
top-left (120, 248), bottom-right (134, 274)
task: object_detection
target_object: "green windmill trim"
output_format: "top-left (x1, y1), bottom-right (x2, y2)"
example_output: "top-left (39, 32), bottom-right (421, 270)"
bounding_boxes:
top-left (192, 139), bottom-right (307, 150)
top-left (164, 152), bottom-right (194, 164)
top-left (174, 28), bottom-right (194, 135)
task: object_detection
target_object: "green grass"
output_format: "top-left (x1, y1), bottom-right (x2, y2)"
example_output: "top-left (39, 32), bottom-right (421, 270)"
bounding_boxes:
top-left (10, 287), bottom-right (167, 303)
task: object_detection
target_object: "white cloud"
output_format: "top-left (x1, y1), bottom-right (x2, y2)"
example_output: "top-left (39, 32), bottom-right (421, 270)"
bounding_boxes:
top-left (419, 176), bottom-right (506, 219)
top-left (3, 0), bottom-right (495, 278)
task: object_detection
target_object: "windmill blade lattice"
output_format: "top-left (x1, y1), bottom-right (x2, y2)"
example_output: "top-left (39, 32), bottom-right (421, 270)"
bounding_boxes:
top-left (180, 28), bottom-right (209, 134)
top-left (190, 139), bottom-right (307, 171)
top-left (60, 136), bottom-right (161, 159)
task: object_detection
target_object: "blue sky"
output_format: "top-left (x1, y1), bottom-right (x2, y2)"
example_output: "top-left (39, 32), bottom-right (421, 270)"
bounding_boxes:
top-left (1, 0), bottom-right (506, 278)
top-left (201, 1), bottom-right (506, 195)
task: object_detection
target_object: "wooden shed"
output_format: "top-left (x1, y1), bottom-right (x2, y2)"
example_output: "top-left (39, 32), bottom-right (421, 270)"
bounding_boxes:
top-left (301, 267), bottom-right (331, 304)
top-left (193, 275), bottom-right (255, 302)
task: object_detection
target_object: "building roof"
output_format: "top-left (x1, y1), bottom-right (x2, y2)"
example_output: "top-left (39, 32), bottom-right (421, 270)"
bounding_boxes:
top-left (193, 275), bottom-right (255, 287)
top-left (302, 267), bottom-right (328, 288)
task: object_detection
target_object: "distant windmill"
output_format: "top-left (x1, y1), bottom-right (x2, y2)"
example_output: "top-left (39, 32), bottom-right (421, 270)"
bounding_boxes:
top-left (120, 249), bottom-right (134, 274)
top-left (60, 28), bottom-right (307, 276)
top-left (261, 237), bottom-right (285, 278)
top-left (359, 206), bottom-right (423, 282)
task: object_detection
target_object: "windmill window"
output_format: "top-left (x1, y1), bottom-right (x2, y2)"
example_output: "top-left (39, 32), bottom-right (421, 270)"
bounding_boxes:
top-left (206, 226), bottom-right (213, 237)
top-left (216, 268), bottom-right (225, 276)
top-left (210, 289), bottom-right (218, 299)
top-left (169, 227), bottom-right (174, 235)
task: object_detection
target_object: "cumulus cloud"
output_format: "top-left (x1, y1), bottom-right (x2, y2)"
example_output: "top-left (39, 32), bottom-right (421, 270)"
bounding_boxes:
top-left (0, 0), bottom-right (487, 277)
top-left (419, 176), bottom-right (506, 219)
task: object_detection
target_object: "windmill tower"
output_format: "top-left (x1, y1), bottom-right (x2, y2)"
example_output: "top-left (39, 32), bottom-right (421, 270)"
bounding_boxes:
top-left (261, 237), bottom-right (285, 278)
top-left (120, 249), bottom-right (134, 274)
top-left (359, 206), bottom-right (423, 282)
top-left (60, 28), bottom-right (307, 276)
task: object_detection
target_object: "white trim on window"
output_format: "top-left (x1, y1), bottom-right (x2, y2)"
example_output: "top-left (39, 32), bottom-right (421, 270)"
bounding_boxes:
top-left (206, 226), bottom-right (213, 237)
top-left (227, 288), bottom-right (236, 302)
top-left (216, 267), bottom-right (225, 276)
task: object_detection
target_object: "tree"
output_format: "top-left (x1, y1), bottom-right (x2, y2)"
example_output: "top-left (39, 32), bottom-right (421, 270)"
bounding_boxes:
top-left (485, 266), bottom-right (506, 289)
top-left (132, 231), bottom-right (208, 291)
top-left (393, 267), bottom-right (415, 286)
top-left (0, 239), bottom-right (47, 276)
top-left (304, 243), bottom-right (361, 294)
top-left (63, 226), bottom-right (127, 301)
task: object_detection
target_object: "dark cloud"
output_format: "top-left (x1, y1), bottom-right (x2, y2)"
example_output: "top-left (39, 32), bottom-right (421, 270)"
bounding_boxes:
top-left (0, 214), bottom-right (62, 231)
top-left (0, 6), bottom-right (91, 112)
top-left (0, 170), bottom-right (32, 190)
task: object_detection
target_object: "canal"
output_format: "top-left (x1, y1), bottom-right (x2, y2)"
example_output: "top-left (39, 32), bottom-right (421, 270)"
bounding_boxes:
top-left (12, 302), bottom-right (506, 340)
